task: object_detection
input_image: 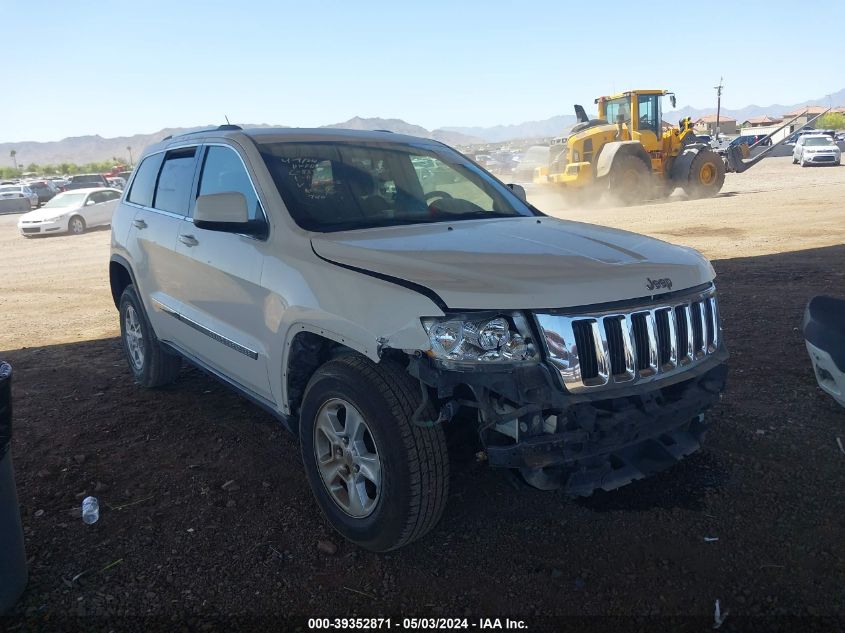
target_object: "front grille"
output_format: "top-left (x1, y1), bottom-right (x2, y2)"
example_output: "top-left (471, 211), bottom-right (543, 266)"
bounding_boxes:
top-left (21, 227), bottom-right (40, 234)
top-left (535, 286), bottom-right (720, 392)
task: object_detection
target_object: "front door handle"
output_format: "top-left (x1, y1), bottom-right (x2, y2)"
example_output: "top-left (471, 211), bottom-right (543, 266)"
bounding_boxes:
top-left (132, 219), bottom-right (147, 229)
top-left (178, 234), bottom-right (199, 247)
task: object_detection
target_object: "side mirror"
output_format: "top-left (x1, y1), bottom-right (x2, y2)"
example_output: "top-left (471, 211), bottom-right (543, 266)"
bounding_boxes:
top-left (507, 183), bottom-right (527, 202)
top-left (194, 192), bottom-right (265, 237)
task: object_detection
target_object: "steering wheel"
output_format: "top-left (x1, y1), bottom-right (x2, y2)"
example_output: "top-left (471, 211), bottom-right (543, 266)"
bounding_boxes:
top-left (425, 190), bottom-right (453, 216)
top-left (424, 190), bottom-right (453, 204)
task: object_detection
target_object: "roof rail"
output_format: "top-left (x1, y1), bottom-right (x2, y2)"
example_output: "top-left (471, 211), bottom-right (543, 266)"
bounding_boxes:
top-left (162, 124), bottom-right (243, 141)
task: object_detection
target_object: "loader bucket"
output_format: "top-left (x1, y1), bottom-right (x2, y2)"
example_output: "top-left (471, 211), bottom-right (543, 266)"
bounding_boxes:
top-left (724, 107), bottom-right (832, 173)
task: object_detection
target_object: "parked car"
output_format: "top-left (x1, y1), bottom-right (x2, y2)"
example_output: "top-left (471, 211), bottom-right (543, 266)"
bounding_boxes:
top-left (107, 176), bottom-right (126, 189)
top-left (0, 185), bottom-right (39, 209)
top-left (49, 177), bottom-right (69, 191)
top-left (65, 173), bottom-right (110, 190)
top-left (695, 134), bottom-right (713, 146)
top-left (25, 180), bottom-right (59, 205)
top-left (792, 134), bottom-right (841, 166)
top-left (17, 187), bottom-right (121, 236)
top-left (729, 134), bottom-right (772, 149)
top-left (110, 126), bottom-right (728, 551)
top-left (803, 296), bottom-right (845, 408)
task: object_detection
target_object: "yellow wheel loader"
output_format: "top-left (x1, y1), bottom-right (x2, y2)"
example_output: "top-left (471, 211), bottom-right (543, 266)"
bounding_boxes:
top-left (534, 89), bottom-right (824, 204)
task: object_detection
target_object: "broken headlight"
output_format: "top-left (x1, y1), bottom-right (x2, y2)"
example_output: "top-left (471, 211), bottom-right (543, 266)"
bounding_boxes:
top-left (421, 312), bottom-right (538, 366)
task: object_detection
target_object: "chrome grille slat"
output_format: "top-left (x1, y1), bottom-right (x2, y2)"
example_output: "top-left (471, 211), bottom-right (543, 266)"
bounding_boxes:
top-left (589, 320), bottom-right (611, 386)
top-left (696, 301), bottom-right (708, 357)
top-left (536, 287), bottom-right (720, 393)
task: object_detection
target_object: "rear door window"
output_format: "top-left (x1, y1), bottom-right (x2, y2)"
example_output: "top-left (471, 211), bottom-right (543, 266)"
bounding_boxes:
top-left (153, 147), bottom-right (198, 216)
top-left (127, 153), bottom-right (165, 207)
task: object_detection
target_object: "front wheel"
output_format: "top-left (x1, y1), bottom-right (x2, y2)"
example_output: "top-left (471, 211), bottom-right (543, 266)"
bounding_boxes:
top-left (299, 355), bottom-right (449, 551)
top-left (607, 155), bottom-right (652, 205)
top-left (68, 216), bottom-right (86, 235)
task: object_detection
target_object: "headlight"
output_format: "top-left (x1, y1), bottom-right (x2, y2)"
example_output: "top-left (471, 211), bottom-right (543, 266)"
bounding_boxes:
top-left (421, 312), bottom-right (538, 365)
top-left (44, 215), bottom-right (65, 222)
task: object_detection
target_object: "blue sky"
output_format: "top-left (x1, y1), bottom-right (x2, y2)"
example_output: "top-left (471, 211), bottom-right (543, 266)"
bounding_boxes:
top-left (2, 0), bottom-right (843, 142)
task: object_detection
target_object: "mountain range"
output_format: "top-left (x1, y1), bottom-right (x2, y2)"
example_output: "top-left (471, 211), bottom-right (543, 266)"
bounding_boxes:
top-left (3, 88), bottom-right (842, 167)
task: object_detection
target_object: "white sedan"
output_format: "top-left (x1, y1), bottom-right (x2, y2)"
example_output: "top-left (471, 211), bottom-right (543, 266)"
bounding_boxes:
top-left (0, 184), bottom-right (39, 209)
top-left (17, 188), bottom-right (122, 237)
top-left (793, 134), bottom-right (842, 166)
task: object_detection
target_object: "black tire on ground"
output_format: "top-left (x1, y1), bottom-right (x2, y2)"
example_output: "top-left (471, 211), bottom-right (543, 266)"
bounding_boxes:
top-left (118, 285), bottom-right (181, 388)
top-left (683, 149), bottom-right (726, 199)
top-left (608, 154), bottom-right (652, 205)
top-left (68, 215), bottom-right (86, 235)
top-left (299, 355), bottom-right (449, 552)
top-left (792, 156), bottom-right (799, 164)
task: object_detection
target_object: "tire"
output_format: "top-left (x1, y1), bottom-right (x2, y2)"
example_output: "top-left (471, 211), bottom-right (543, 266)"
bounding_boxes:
top-left (792, 156), bottom-right (798, 164)
top-left (683, 149), bottom-right (726, 199)
top-left (608, 154), bottom-right (652, 205)
top-left (299, 355), bottom-right (449, 552)
top-left (118, 285), bottom-right (181, 388)
top-left (68, 215), bottom-right (86, 235)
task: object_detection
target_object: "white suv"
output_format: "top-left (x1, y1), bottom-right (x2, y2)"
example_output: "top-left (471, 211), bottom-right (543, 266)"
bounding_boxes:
top-left (110, 126), bottom-right (728, 551)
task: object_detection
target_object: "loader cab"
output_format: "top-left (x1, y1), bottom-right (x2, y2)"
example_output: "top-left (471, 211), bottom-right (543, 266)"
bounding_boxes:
top-left (596, 90), bottom-right (665, 152)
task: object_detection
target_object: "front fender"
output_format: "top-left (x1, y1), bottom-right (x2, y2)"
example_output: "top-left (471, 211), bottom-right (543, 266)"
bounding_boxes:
top-left (594, 141), bottom-right (652, 179)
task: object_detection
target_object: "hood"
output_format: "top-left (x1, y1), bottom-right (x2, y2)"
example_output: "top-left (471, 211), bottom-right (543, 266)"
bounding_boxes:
top-left (19, 205), bottom-right (77, 221)
top-left (311, 217), bottom-right (715, 310)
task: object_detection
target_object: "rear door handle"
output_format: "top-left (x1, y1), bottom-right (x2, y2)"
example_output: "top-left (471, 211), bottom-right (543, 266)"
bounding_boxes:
top-left (179, 234), bottom-right (199, 247)
top-left (132, 219), bottom-right (147, 229)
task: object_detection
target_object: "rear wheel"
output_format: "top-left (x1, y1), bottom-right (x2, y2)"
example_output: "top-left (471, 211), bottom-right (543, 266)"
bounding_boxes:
top-left (608, 155), bottom-right (652, 205)
top-left (119, 285), bottom-right (181, 388)
top-left (299, 355), bottom-right (449, 551)
top-left (683, 150), bottom-right (726, 199)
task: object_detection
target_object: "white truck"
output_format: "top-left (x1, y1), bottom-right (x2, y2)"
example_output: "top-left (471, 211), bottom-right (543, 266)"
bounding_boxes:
top-left (110, 126), bottom-right (728, 551)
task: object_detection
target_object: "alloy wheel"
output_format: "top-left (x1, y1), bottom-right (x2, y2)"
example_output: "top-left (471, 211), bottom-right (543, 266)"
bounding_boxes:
top-left (313, 398), bottom-right (381, 518)
top-left (124, 305), bottom-right (145, 371)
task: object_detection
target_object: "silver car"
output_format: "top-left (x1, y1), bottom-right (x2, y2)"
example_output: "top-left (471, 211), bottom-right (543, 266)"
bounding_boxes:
top-left (0, 184), bottom-right (39, 209)
top-left (793, 134), bottom-right (842, 166)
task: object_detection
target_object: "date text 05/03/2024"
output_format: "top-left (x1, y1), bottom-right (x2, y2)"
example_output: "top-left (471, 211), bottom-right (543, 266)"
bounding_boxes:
top-left (307, 618), bottom-right (528, 630)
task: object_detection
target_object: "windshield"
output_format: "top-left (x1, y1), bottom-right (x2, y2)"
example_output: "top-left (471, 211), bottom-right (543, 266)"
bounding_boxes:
top-left (44, 192), bottom-right (86, 208)
top-left (71, 175), bottom-right (102, 183)
top-left (804, 137), bottom-right (835, 146)
top-left (603, 97), bottom-right (631, 125)
top-left (258, 141), bottom-right (535, 232)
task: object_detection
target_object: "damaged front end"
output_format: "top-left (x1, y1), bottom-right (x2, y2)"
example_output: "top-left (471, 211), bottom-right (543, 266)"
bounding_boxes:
top-left (408, 285), bottom-right (729, 495)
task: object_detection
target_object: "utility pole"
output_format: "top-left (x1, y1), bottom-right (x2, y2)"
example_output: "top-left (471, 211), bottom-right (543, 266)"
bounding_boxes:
top-left (126, 146), bottom-right (133, 167)
top-left (714, 77), bottom-right (723, 138)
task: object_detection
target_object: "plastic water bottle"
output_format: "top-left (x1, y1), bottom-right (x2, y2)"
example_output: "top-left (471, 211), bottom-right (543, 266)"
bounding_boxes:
top-left (82, 496), bottom-right (99, 524)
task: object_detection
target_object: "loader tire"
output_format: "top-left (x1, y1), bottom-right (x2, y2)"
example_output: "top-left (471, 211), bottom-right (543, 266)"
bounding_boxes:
top-left (683, 150), bottom-right (725, 199)
top-left (608, 155), bottom-right (651, 205)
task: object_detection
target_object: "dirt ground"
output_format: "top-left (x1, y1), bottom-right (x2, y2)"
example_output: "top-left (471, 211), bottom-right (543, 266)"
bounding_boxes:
top-left (2, 156), bottom-right (844, 629)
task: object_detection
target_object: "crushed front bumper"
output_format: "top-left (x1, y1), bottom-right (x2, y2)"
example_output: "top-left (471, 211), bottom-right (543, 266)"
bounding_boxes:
top-left (411, 350), bottom-right (727, 495)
